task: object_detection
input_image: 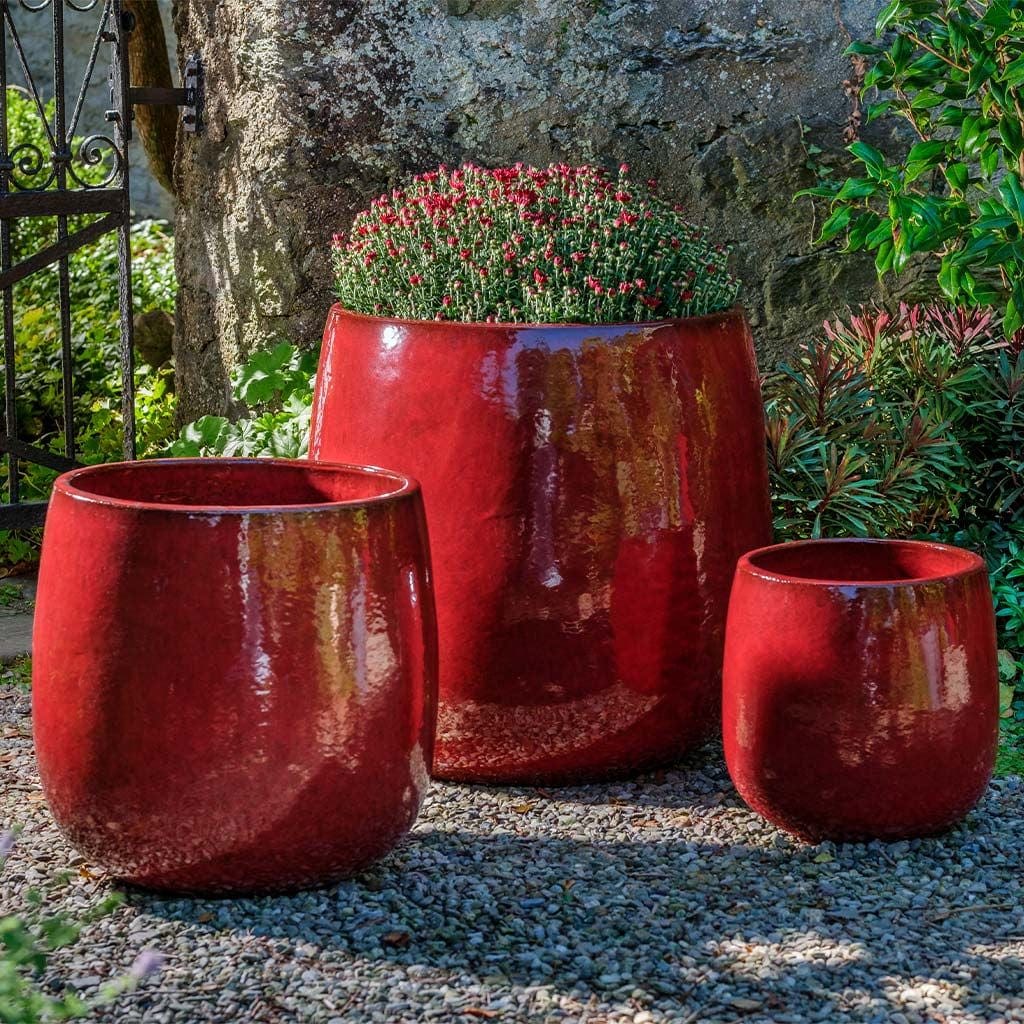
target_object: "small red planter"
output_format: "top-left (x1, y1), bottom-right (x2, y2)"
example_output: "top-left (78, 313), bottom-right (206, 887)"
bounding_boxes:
top-left (723, 539), bottom-right (999, 842)
top-left (33, 458), bottom-right (437, 894)
top-left (309, 305), bottom-right (772, 783)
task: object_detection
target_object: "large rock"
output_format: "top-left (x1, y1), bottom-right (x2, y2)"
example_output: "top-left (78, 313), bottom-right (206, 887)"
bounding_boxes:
top-left (173, 0), bottom-right (915, 421)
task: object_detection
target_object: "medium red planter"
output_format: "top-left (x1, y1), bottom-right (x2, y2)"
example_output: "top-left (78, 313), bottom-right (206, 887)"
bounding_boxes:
top-left (33, 458), bottom-right (437, 894)
top-left (723, 539), bottom-right (999, 842)
top-left (309, 305), bottom-right (772, 783)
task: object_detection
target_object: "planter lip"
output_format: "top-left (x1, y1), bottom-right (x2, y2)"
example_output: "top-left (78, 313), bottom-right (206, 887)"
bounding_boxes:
top-left (738, 537), bottom-right (987, 589)
top-left (328, 301), bottom-right (747, 332)
top-left (53, 457), bottom-right (420, 516)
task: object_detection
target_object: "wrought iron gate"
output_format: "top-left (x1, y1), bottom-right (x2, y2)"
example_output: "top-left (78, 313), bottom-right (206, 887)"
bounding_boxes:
top-left (0, 0), bottom-right (198, 529)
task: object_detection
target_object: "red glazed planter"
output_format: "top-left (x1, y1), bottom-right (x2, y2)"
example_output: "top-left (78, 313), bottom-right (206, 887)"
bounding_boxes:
top-left (33, 458), bottom-right (437, 894)
top-left (309, 305), bottom-right (772, 783)
top-left (723, 539), bottom-right (999, 842)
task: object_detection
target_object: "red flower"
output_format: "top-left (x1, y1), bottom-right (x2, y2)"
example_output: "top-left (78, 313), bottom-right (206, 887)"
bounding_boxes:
top-left (331, 161), bottom-right (737, 323)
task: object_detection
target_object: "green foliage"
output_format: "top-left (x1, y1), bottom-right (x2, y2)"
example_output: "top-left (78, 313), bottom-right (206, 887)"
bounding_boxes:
top-left (0, 830), bottom-right (148, 1022)
top-left (943, 517), bottom-right (1024, 677)
top-left (997, 697), bottom-right (1024, 774)
top-left (0, 656), bottom-right (31, 692)
top-left (798, 1), bottom-right (1024, 334)
top-left (333, 163), bottom-right (739, 323)
top-left (169, 342), bottom-right (317, 459)
top-left (766, 304), bottom-right (1024, 538)
top-left (765, 302), bottom-right (1024, 688)
top-left (0, 584), bottom-right (26, 609)
top-left (0, 88), bottom-right (177, 569)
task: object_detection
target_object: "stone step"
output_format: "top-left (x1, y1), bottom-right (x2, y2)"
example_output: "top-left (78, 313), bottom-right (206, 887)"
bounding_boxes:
top-left (0, 574), bottom-right (35, 663)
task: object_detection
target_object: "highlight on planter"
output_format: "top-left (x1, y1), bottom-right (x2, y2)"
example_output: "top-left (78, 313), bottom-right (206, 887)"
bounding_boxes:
top-left (722, 538), bottom-right (999, 843)
top-left (32, 458), bottom-right (438, 895)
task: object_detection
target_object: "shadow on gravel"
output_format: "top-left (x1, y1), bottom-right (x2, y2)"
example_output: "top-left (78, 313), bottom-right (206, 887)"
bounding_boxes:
top-left (136, 773), bottom-right (1024, 1023)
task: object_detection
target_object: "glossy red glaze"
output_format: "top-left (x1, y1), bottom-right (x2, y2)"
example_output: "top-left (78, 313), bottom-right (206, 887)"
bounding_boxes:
top-left (309, 305), bottom-right (772, 783)
top-left (723, 539), bottom-right (999, 842)
top-left (33, 458), bottom-right (437, 894)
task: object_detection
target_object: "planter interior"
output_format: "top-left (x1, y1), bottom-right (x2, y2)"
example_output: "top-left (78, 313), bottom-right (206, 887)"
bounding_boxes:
top-left (744, 538), bottom-right (983, 584)
top-left (62, 458), bottom-right (409, 508)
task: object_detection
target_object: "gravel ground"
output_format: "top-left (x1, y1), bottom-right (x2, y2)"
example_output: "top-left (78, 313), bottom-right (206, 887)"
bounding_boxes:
top-left (3, 683), bottom-right (1024, 1024)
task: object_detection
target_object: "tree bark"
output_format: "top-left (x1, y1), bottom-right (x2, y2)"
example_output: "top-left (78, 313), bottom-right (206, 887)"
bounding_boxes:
top-left (125, 0), bottom-right (176, 197)
top-left (173, 0), bottom-right (916, 422)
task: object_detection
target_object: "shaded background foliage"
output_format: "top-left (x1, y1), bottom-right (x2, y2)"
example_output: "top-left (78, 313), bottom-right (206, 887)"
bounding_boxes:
top-left (0, 90), bottom-right (175, 568)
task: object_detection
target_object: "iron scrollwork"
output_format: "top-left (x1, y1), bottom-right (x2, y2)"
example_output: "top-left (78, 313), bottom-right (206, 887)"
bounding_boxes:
top-left (66, 132), bottom-right (123, 189)
top-left (2, 0), bottom-right (127, 193)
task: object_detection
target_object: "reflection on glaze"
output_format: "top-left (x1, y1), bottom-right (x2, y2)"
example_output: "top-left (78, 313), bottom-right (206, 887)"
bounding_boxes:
top-left (32, 459), bottom-right (437, 895)
top-left (309, 306), bottom-right (772, 783)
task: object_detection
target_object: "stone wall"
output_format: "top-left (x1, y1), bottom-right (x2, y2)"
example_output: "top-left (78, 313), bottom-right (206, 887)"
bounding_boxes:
top-left (7, 0), bottom-right (175, 220)
top-left (174, 0), bottom-right (916, 421)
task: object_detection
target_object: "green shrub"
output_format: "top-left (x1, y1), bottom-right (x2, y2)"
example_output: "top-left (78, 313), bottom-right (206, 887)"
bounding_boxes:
top-left (168, 342), bottom-right (317, 459)
top-left (764, 302), bottom-right (1024, 683)
top-left (798, 0), bottom-right (1024, 335)
top-left (333, 163), bottom-right (739, 323)
top-left (0, 830), bottom-right (162, 1021)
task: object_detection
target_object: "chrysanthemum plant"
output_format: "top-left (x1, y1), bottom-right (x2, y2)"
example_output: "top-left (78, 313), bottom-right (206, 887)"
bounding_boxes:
top-left (332, 163), bottom-right (739, 324)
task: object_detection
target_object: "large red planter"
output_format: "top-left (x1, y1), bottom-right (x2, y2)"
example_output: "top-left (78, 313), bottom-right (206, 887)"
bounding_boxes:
top-left (309, 305), bottom-right (772, 783)
top-left (723, 539), bottom-right (999, 842)
top-left (33, 458), bottom-right (437, 894)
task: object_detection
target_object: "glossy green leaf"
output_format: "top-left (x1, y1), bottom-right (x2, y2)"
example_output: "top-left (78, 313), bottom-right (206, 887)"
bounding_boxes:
top-left (817, 205), bottom-right (853, 243)
top-left (835, 177), bottom-right (878, 201)
top-left (944, 162), bottom-right (970, 192)
top-left (1001, 115), bottom-right (1024, 158)
top-left (1007, 298), bottom-right (1024, 341)
top-left (849, 141), bottom-right (888, 177)
top-left (1000, 173), bottom-right (1024, 222)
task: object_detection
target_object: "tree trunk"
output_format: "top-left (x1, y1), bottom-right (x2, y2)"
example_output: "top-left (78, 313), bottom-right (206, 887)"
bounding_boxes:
top-left (125, 0), bottom-right (177, 197)
top-left (172, 0), bottom-right (910, 421)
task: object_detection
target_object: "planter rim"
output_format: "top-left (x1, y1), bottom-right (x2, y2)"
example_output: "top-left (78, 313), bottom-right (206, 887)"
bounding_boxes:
top-left (738, 537), bottom-right (986, 589)
top-left (329, 301), bottom-right (747, 332)
top-left (54, 457), bottom-right (419, 517)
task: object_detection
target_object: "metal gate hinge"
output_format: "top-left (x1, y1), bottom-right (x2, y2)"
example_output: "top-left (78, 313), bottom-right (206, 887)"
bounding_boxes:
top-left (110, 54), bottom-right (204, 135)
